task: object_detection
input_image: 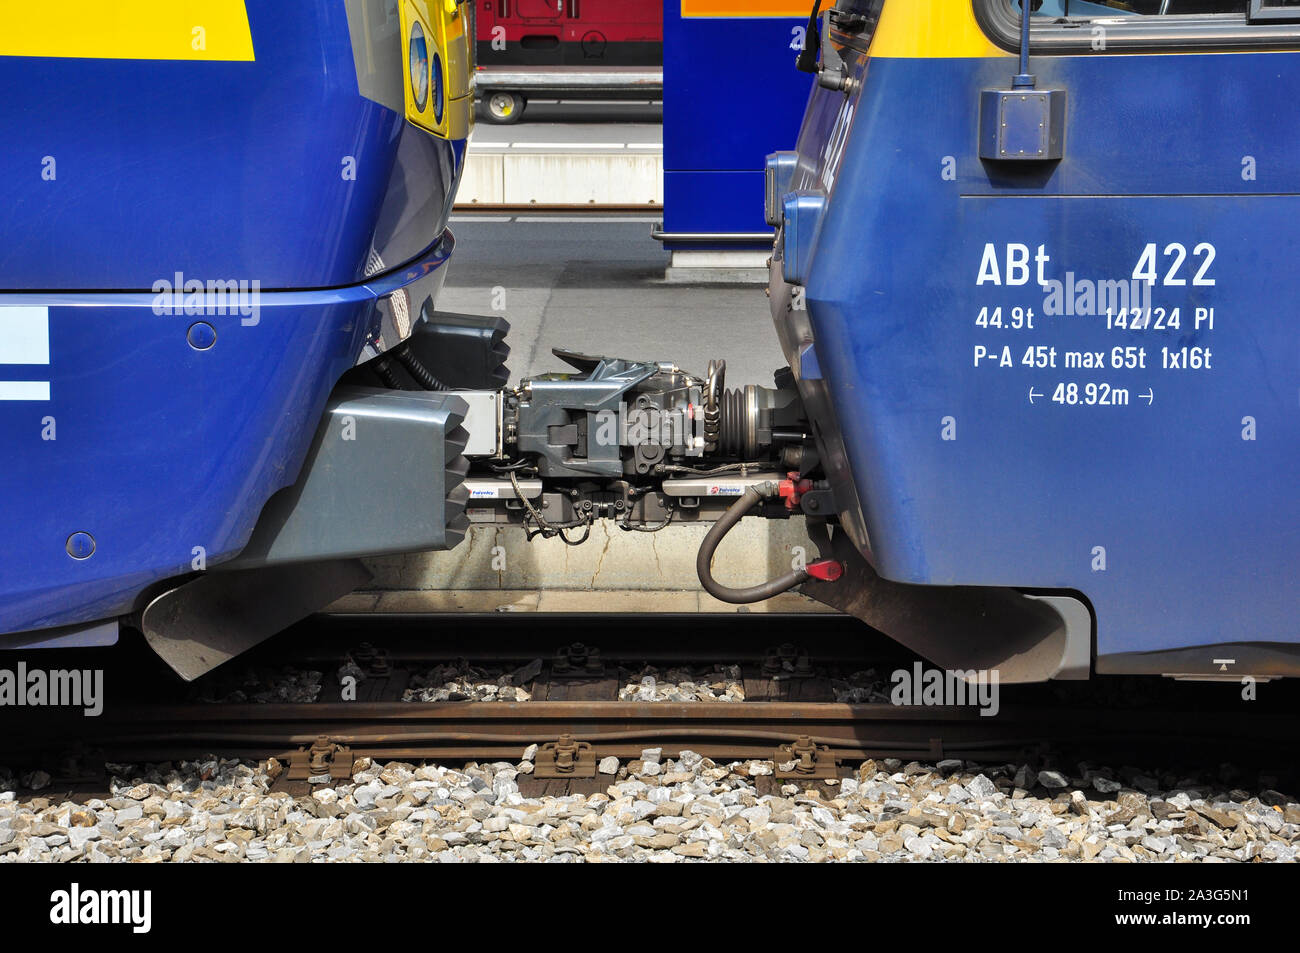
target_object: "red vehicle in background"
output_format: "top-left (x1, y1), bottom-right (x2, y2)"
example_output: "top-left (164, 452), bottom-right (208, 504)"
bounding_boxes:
top-left (477, 0), bottom-right (662, 67)
top-left (475, 0), bottom-right (663, 122)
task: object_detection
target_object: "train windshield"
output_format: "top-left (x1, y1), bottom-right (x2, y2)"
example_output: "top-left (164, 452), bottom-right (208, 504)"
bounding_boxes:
top-left (1013, 1), bottom-right (1254, 17)
top-left (832, 0), bottom-right (886, 13)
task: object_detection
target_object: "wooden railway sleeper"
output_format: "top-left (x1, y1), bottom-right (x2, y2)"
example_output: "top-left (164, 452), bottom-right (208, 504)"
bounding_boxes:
top-left (761, 642), bottom-right (815, 679)
top-left (351, 642), bottom-right (392, 677)
top-left (551, 642), bottom-right (606, 679)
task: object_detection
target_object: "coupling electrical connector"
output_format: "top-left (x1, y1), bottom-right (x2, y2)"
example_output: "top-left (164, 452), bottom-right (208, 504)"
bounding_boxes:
top-left (778, 471), bottom-right (815, 510)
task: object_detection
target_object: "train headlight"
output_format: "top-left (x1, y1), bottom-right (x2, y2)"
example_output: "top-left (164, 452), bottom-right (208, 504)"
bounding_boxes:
top-left (409, 21), bottom-right (430, 111)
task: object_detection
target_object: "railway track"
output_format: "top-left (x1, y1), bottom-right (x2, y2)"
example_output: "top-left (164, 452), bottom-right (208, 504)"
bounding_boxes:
top-left (7, 691), bottom-right (1296, 793)
top-left (7, 700), bottom-right (1027, 767)
top-left (2, 617), bottom-right (1295, 790)
top-left (1, 619), bottom-right (1295, 874)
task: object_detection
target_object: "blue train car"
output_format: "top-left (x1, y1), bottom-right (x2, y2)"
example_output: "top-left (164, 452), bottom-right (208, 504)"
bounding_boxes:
top-left (661, 1), bottom-right (811, 242)
top-left (770, 0), bottom-right (1300, 680)
top-left (0, 1), bottom-right (496, 678)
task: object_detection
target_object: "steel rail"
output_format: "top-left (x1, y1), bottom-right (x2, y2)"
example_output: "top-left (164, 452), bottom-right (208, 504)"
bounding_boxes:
top-left (6, 701), bottom-right (1289, 767)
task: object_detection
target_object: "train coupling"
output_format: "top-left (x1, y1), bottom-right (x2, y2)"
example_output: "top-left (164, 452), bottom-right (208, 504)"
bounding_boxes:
top-left (450, 348), bottom-right (823, 535)
top-left (437, 346), bottom-right (849, 604)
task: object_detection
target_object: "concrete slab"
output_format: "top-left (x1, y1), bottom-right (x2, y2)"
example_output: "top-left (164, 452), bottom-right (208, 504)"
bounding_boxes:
top-left (468, 114), bottom-right (661, 147)
top-left (325, 588), bottom-right (834, 615)
top-left (502, 152), bottom-right (662, 206)
top-left (461, 117), bottom-right (663, 207)
top-left (370, 589), bottom-right (541, 613)
top-left (458, 153), bottom-right (504, 204)
top-left (536, 590), bottom-right (700, 614)
top-left (329, 592), bottom-right (382, 612)
top-left (364, 517), bottom-right (818, 592)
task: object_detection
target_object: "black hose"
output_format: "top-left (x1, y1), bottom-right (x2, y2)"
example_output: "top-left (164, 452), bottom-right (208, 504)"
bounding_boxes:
top-left (796, 0), bottom-right (824, 74)
top-left (394, 342), bottom-right (448, 390)
top-left (373, 355), bottom-right (404, 389)
top-left (696, 483), bottom-right (811, 604)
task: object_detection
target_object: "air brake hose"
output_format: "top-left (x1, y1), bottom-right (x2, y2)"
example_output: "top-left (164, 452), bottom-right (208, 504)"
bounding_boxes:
top-left (394, 342), bottom-right (448, 391)
top-left (696, 482), bottom-right (812, 604)
top-left (373, 355), bottom-right (404, 389)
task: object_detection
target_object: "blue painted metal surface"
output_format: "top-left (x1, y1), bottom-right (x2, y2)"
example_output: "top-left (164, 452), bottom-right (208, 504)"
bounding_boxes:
top-left (781, 191), bottom-right (825, 285)
top-left (0, 2), bottom-right (466, 636)
top-left (0, 3), bottom-right (462, 290)
top-left (0, 236), bottom-right (454, 635)
top-left (773, 35), bottom-right (1300, 661)
top-left (663, 4), bottom-right (811, 240)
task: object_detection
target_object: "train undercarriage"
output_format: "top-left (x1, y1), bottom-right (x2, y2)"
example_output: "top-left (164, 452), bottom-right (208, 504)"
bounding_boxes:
top-left (133, 308), bottom-right (1091, 688)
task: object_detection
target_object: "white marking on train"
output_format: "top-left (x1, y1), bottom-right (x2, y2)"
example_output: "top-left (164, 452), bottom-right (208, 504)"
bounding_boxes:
top-left (0, 306), bottom-right (49, 363)
top-left (0, 305), bottom-right (51, 401)
top-left (0, 381), bottom-right (50, 401)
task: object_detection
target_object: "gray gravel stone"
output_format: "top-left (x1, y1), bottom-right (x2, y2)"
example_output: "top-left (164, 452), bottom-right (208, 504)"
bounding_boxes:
top-left (618, 666), bottom-right (744, 702)
top-left (0, 754), bottom-right (1290, 864)
top-left (1038, 770), bottom-right (1069, 789)
top-left (1092, 775), bottom-right (1123, 794)
top-left (967, 775), bottom-right (997, 799)
top-left (402, 662), bottom-right (533, 703)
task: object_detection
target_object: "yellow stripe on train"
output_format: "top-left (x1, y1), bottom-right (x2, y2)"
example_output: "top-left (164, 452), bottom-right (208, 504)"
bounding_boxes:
top-left (0, 0), bottom-right (254, 61)
top-left (870, 0), bottom-right (1007, 59)
top-left (680, 0), bottom-right (1007, 58)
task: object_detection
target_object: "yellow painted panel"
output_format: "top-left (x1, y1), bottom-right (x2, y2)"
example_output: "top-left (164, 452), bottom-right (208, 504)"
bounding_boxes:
top-left (870, 0), bottom-right (1007, 59)
top-left (443, 95), bottom-right (472, 142)
top-left (680, 1), bottom-right (1006, 56)
top-left (0, 0), bottom-right (254, 61)
top-left (403, 0), bottom-right (473, 139)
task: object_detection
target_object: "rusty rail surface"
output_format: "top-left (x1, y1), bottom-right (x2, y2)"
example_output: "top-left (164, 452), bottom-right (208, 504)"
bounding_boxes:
top-left (5, 700), bottom-right (1288, 768)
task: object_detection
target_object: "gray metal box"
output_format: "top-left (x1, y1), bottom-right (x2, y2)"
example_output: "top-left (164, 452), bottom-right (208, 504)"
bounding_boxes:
top-left (229, 387), bottom-right (470, 566)
top-left (980, 87), bottom-right (1066, 161)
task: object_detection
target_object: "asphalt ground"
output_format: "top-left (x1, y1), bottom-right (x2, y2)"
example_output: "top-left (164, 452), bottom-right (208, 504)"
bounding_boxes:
top-left (440, 217), bottom-right (784, 387)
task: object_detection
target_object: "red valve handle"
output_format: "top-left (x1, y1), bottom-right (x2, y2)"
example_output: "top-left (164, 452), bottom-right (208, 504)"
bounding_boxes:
top-left (805, 559), bottom-right (843, 582)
